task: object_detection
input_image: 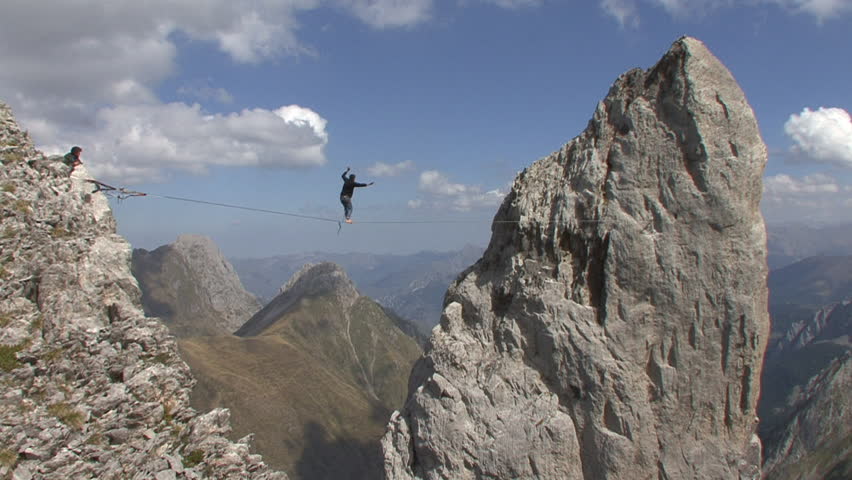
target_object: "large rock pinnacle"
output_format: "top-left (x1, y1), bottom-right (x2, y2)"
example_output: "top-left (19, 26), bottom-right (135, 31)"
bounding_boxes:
top-left (382, 37), bottom-right (769, 480)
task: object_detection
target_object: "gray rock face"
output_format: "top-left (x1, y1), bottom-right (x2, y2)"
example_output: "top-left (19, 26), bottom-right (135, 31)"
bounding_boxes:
top-left (0, 102), bottom-right (287, 479)
top-left (382, 37), bottom-right (769, 480)
top-left (171, 234), bottom-right (262, 332)
top-left (133, 234), bottom-right (261, 337)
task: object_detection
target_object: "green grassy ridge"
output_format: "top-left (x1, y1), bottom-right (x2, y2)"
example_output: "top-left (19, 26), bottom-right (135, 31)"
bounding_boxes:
top-left (180, 292), bottom-right (421, 480)
top-left (349, 298), bottom-right (422, 407)
top-left (256, 294), bottom-right (420, 411)
top-left (179, 335), bottom-right (387, 474)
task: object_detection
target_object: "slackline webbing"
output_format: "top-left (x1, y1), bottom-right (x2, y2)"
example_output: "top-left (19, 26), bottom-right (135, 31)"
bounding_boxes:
top-left (88, 179), bottom-right (604, 228)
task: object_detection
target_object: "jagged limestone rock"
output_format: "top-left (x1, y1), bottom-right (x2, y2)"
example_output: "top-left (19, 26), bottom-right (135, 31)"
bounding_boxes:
top-left (383, 36), bottom-right (768, 480)
top-left (133, 234), bottom-right (262, 337)
top-left (0, 102), bottom-right (287, 479)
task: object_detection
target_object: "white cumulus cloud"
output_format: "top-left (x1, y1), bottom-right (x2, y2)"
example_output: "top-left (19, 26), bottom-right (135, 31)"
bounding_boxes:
top-left (784, 107), bottom-right (852, 167)
top-left (478, 0), bottom-right (543, 9)
top-left (413, 170), bottom-right (506, 211)
top-left (600, 0), bottom-right (641, 27)
top-left (764, 173), bottom-right (843, 195)
top-left (178, 81), bottom-right (235, 104)
top-left (39, 103), bottom-right (328, 184)
top-left (0, 0), bottom-right (438, 184)
top-left (599, 0), bottom-right (852, 26)
top-left (340, 0), bottom-right (433, 28)
top-left (779, 0), bottom-right (852, 21)
top-left (367, 160), bottom-right (415, 177)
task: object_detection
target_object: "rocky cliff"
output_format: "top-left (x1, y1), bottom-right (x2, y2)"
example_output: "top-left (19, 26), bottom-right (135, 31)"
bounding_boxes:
top-left (382, 36), bottom-right (769, 480)
top-left (133, 234), bottom-right (261, 337)
top-left (0, 102), bottom-right (285, 479)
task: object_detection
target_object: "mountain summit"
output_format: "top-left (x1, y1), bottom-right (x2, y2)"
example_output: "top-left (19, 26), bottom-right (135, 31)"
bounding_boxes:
top-left (236, 262), bottom-right (358, 337)
top-left (133, 234), bottom-right (261, 337)
top-left (383, 36), bottom-right (769, 479)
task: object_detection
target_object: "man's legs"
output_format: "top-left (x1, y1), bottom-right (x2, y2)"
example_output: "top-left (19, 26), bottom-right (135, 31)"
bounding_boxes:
top-left (340, 195), bottom-right (353, 221)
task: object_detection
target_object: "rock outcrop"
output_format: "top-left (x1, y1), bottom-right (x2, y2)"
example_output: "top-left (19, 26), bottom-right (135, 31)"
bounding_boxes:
top-left (0, 102), bottom-right (286, 479)
top-left (382, 37), bottom-right (768, 480)
top-left (133, 234), bottom-right (261, 337)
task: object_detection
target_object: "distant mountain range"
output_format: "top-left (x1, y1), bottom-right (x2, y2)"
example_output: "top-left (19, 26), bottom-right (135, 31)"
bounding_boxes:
top-left (767, 255), bottom-right (852, 345)
top-left (760, 254), bottom-right (852, 478)
top-left (767, 222), bottom-right (852, 270)
top-left (231, 245), bottom-right (484, 336)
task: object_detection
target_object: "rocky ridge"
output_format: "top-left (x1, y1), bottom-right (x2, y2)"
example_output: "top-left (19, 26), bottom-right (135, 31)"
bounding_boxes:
top-left (231, 246), bottom-right (484, 336)
top-left (236, 262), bottom-right (359, 337)
top-left (133, 234), bottom-right (261, 337)
top-left (0, 102), bottom-right (286, 479)
top-left (759, 298), bottom-right (852, 475)
top-left (762, 352), bottom-right (852, 479)
top-left (383, 37), bottom-right (769, 479)
top-left (769, 300), bottom-right (851, 361)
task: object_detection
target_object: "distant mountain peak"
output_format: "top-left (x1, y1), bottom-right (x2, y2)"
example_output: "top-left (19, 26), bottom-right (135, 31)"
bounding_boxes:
top-left (236, 262), bottom-right (359, 337)
top-left (132, 234), bottom-right (260, 336)
top-left (174, 233), bottom-right (219, 251)
top-left (280, 261), bottom-right (358, 301)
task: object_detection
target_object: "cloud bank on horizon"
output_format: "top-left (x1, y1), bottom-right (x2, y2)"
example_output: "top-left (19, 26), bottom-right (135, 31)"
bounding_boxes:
top-left (1, 0), bottom-right (850, 222)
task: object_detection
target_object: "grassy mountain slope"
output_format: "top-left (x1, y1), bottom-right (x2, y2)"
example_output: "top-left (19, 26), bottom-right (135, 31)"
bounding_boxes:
top-left (179, 263), bottom-right (421, 480)
top-left (180, 334), bottom-right (387, 480)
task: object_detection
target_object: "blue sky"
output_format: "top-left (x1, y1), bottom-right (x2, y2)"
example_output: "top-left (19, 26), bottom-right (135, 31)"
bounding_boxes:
top-left (2, 1), bottom-right (851, 257)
